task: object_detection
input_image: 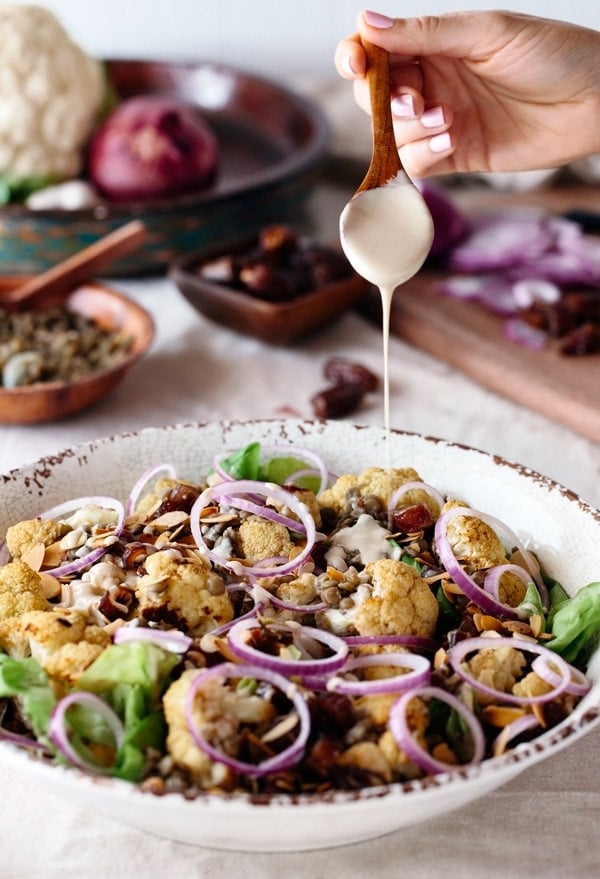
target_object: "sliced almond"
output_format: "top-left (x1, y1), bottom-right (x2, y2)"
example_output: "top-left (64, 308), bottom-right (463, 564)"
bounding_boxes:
top-left (22, 542), bottom-right (46, 572)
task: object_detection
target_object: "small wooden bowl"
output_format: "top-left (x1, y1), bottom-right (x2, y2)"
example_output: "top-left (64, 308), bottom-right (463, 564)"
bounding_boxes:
top-left (169, 235), bottom-right (369, 345)
top-left (0, 279), bottom-right (154, 423)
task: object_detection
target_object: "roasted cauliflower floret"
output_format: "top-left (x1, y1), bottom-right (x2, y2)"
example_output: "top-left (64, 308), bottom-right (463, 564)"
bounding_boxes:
top-left (275, 572), bottom-right (318, 607)
top-left (135, 549), bottom-right (233, 637)
top-left (0, 560), bottom-right (48, 621)
top-left (337, 740), bottom-right (393, 784)
top-left (234, 517), bottom-right (294, 566)
top-left (353, 558), bottom-right (439, 639)
top-left (442, 501), bottom-right (507, 571)
top-left (163, 669), bottom-right (235, 789)
top-left (0, 607), bottom-right (110, 685)
top-left (318, 466), bottom-right (423, 513)
top-left (162, 667), bottom-right (278, 790)
top-left (466, 644), bottom-right (527, 705)
top-left (512, 671), bottom-right (553, 700)
top-left (5, 517), bottom-right (65, 561)
top-left (356, 691), bottom-right (428, 780)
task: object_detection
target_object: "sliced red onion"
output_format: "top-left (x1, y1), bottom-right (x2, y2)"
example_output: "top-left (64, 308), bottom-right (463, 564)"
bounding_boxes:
top-left (250, 580), bottom-right (328, 615)
top-left (113, 625), bottom-right (193, 653)
top-left (447, 636), bottom-right (572, 705)
top-left (447, 213), bottom-right (554, 273)
top-left (531, 654), bottom-right (591, 697)
top-left (435, 274), bottom-right (522, 316)
top-left (327, 651), bottom-right (431, 696)
top-left (388, 481), bottom-right (445, 517)
top-left (0, 727), bottom-right (51, 755)
top-left (434, 506), bottom-right (546, 618)
top-left (126, 463), bottom-right (177, 516)
top-left (189, 479), bottom-right (316, 578)
top-left (512, 278), bottom-right (561, 308)
top-left (184, 662), bottom-right (310, 777)
top-left (214, 444), bottom-right (330, 496)
top-left (49, 691), bottom-right (124, 775)
top-left (219, 494), bottom-right (307, 536)
top-left (227, 618), bottom-right (348, 676)
top-left (389, 685), bottom-right (485, 775)
top-left (259, 444), bottom-right (331, 496)
top-left (483, 563), bottom-right (535, 603)
top-left (40, 496), bottom-right (125, 578)
top-left (492, 713), bottom-right (541, 757)
top-left (503, 318), bottom-right (549, 351)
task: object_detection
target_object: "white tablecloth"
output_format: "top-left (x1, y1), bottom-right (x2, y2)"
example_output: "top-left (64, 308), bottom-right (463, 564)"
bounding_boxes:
top-left (1, 181), bottom-right (599, 878)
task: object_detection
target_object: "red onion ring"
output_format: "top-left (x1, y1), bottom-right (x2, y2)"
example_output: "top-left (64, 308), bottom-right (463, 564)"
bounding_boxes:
top-left (250, 580), bottom-right (328, 615)
top-left (531, 655), bottom-right (591, 697)
top-left (483, 564), bottom-right (534, 604)
top-left (389, 685), bottom-right (486, 775)
top-left (189, 479), bottom-right (316, 578)
top-left (0, 727), bottom-right (51, 754)
top-left (447, 636), bottom-right (572, 705)
top-left (113, 625), bottom-right (193, 653)
top-left (40, 496), bottom-right (125, 578)
top-left (434, 506), bottom-right (546, 618)
top-left (227, 618), bottom-right (348, 676)
top-left (219, 494), bottom-right (307, 536)
top-left (126, 463), bottom-right (177, 516)
top-left (184, 662), bottom-right (310, 777)
top-left (213, 444), bottom-right (330, 495)
top-left (49, 691), bottom-right (124, 775)
top-left (492, 713), bottom-right (541, 757)
top-left (259, 444), bottom-right (331, 496)
top-left (327, 651), bottom-right (431, 696)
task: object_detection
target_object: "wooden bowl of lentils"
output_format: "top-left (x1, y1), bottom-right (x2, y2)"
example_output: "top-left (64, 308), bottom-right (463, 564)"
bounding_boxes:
top-left (0, 279), bottom-right (154, 423)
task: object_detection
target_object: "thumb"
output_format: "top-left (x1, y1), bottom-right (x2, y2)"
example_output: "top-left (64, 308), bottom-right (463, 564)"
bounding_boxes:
top-left (357, 9), bottom-right (506, 59)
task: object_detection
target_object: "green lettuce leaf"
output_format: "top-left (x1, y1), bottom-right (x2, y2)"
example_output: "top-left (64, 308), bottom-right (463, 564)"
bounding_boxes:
top-left (76, 641), bottom-right (180, 781)
top-left (545, 581), bottom-right (600, 667)
top-left (0, 653), bottom-right (56, 741)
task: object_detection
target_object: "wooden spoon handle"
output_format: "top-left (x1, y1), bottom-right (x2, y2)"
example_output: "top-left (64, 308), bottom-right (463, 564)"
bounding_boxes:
top-left (356, 41), bottom-right (403, 194)
top-left (6, 220), bottom-right (147, 311)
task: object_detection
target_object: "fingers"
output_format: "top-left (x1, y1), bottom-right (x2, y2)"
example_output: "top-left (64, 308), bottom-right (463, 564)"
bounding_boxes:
top-left (394, 103), bottom-right (455, 178)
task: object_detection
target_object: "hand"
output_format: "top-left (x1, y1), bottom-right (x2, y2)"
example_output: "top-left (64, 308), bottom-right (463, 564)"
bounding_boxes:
top-left (335, 10), bottom-right (600, 179)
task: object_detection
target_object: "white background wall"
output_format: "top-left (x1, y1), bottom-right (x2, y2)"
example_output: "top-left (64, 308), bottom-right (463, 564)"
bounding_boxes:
top-left (13, 1), bottom-right (600, 78)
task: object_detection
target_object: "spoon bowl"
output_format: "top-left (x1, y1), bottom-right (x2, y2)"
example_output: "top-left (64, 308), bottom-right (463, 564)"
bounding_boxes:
top-left (339, 42), bottom-right (434, 291)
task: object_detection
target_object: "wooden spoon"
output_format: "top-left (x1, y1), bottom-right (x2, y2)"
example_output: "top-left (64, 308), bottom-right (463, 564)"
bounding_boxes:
top-left (339, 41), bottom-right (434, 291)
top-left (0, 219), bottom-right (148, 312)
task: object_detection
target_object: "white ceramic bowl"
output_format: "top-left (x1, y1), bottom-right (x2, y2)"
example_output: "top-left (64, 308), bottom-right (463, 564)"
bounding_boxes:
top-left (0, 419), bottom-right (598, 852)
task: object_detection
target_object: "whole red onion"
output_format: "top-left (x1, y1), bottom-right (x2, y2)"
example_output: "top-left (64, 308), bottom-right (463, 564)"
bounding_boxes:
top-left (88, 95), bottom-right (219, 201)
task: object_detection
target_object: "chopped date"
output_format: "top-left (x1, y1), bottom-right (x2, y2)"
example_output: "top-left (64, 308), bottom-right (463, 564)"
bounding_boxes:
top-left (391, 503), bottom-right (434, 534)
top-left (197, 225), bottom-right (352, 303)
top-left (561, 322), bottom-right (600, 355)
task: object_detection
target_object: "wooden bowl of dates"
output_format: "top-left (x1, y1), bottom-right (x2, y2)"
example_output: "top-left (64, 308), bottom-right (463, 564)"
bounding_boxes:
top-left (0, 279), bottom-right (154, 424)
top-left (169, 225), bottom-right (370, 345)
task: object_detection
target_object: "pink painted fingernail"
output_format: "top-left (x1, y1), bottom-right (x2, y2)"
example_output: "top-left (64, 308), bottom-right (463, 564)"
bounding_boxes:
top-left (421, 106), bottom-right (445, 129)
top-left (429, 132), bottom-right (452, 153)
top-left (391, 94), bottom-right (416, 118)
top-left (364, 10), bottom-right (394, 28)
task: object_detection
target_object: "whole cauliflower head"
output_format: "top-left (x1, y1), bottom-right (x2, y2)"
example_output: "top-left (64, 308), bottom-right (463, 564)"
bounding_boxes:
top-left (353, 558), bottom-right (439, 639)
top-left (0, 5), bottom-right (105, 184)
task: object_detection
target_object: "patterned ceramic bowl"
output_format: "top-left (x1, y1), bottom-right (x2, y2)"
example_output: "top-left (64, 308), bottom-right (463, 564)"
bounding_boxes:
top-left (0, 419), bottom-right (598, 851)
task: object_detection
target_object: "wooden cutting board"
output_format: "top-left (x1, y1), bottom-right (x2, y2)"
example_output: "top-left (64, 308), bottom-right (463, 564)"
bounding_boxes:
top-left (360, 185), bottom-right (600, 442)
